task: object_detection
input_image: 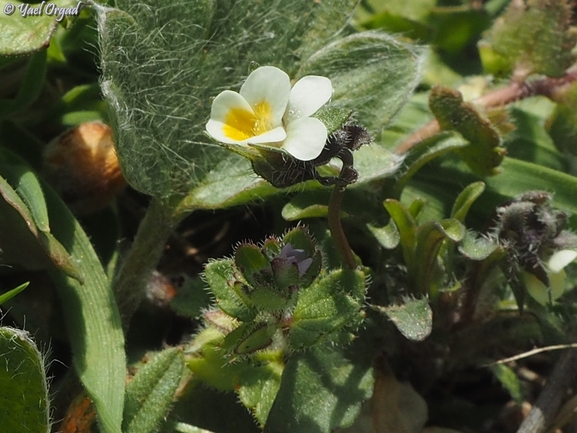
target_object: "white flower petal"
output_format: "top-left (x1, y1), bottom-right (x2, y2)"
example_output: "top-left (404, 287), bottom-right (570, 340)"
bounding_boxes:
top-left (282, 117), bottom-right (327, 161)
top-left (248, 126), bottom-right (286, 144)
top-left (240, 66), bottom-right (291, 127)
top-left (209, 90), bottom-right (254, 122)
top-left (523, 270), bottom-right (566, 305)
top-left (285, 76), bottom-right (333, 122)
top-left (206, 119), bottom-right (245, 144)
top-left (548, 249), bottom-right (577, 273)
top-left (206, 90), bottom-right (257, 144)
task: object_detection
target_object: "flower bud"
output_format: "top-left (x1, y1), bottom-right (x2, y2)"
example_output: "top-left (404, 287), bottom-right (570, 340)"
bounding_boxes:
top-left (43, 121), bottom-right (126, 215)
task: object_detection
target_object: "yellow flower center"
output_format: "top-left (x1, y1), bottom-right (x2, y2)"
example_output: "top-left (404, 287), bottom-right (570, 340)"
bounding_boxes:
top-left (223, 100), bottom-right (275, 141)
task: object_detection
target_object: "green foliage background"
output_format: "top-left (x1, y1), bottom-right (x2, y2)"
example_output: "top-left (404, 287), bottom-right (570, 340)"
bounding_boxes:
top-left (2, 0), bottom-right (577, 432)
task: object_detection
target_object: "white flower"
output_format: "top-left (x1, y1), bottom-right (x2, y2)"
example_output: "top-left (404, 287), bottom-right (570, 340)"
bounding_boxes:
top-left (524, 249), bottom-right (577, 305)
top-left (206, 66), bottom-right (333, 161)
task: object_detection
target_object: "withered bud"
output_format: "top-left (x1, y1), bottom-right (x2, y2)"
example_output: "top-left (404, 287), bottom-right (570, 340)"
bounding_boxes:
top-left (43, 121), bottom-right (126, 215)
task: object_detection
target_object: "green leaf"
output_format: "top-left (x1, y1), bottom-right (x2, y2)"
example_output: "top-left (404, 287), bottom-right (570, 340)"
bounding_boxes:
top-left (178, 140), bottom-right (403, 212)
top-left (0, 50), bottom-right (47, 118)
top-left (482, 158), bottom-right (577, 228)
top-left (222, 322), bottom-right (278, 355)
top-left (384, 199), bottom-right (418, 273)
top-left (313, 106), bottom-right (353, 135)
top-left (167, 378), bottom-right (259, 432)
top-left (375, 297), bottom-right (433, 341)
top-left (367, 218), bottom-right (400, 249)
top-left (298, 31), bottom-right (425, 133)
top-left (429, 6), bottom-right (491, 53)
top-left (450, 181), bottom-right (486, 223)
top-left (480, 0), bottom-right (577, 78)
top-left (123, 348), bottom-right (184, 433)
top-left (458, 230), bottom-right (498, 261)
top-left (0, 281), bottom-right (29, 305)
top-left (0, 172), bottom-right (82, 281)
top-left (414, 219), bottom-right (465, 294)
top-left (357, 0), bottom-right (435, 27)
top-left (395, 131), bottom-right (470, 192)
top-left (264, 346), bottom-right (374, 433)
top-left (282, 191), bottom-right (329, 220)
top-left (505, 104), bottom-right (567, 171)
top-left (289, 269), bottom-right (364, 350)
top-left (0, 327), bottom-right (50, 433)
top-left (0, 146), bottom-right (49, 232)
top-left (235, 243), bottom-right (273, 289)
top-left (237, 357), bottom-right (284, 426)
top-left (361, 11), bottom-right (431, 41)
top-left (410, 155), bottom-right (577, 229)
top-left (547, 82), bottom-right (577, 175)
top-left (489, 364), bottom-right (524, 405)
top-left (43, 83), bottom-right (108, 126)
top-left (186, 328), bottom-right (244, 391)
top-left (0, 0), bottom-right (78, 55)
top-left (42, 185), bottom-right (126, 433)
top-left (429, 85), bottom-right (506, 176)
top-left (204, 259), bottom-right (256, 322)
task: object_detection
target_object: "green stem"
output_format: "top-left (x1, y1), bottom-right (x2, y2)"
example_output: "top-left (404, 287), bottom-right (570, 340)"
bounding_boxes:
top-left (113, 197), bottom-right (180, 330)
top-left (328, 186), bottom-right (356, 269)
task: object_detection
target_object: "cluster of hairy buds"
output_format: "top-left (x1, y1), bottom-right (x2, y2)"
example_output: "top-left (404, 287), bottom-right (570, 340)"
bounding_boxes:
top-left (201, 227), bottom-right (365, 358)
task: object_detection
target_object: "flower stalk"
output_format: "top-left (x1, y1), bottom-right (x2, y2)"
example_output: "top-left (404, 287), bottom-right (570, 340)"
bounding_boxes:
top-left (113, 198), bottom-right (181, 330)
top-left (328, 185), bottom-right (356, 270)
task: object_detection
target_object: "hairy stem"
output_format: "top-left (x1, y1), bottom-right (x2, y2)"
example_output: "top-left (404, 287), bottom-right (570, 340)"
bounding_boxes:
top-left (113, 197), bottom-right (180, 330)
top-left (395, 69), bottom-right (577, 155)
top-left (328, 186), bottom-right (356, 269)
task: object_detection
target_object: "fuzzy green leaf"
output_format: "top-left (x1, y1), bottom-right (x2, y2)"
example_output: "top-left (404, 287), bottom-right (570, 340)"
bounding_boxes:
top-left (429, 85), bottom-right (506, 176)
top-left (377, 297), bottom-right (433, 341)
top-left (221, 322), bottom-right (278, 355)
top-left (480, 0), bottom-right (577, 78)
top-left (289, 269), bottom-right (364, 350)
top-left (235, 244), bottom-right (273, 289)
top-left (176, 140), bottom-right (403, 213)
top-left (368, 218), bottom-right (400, 250)
top-left (43, 186), bottom-right (125, 433)
top-left (0, 327), bottom-right (50, 433)
top-left (204, 259), bottom-right (256, 322)
top-left (298, 31), bottom-right (424, 133)
top-left (123, 348), bottom-right (184, 433)
top-left (264, 346), bottom-right (374, 433)
top-left (458, 231), bottom-right (498, 261)
top-left (237, 358), bottom-right (284, 426)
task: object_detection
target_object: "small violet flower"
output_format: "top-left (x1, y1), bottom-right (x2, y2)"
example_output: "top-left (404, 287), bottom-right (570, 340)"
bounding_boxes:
top-left (206, 66), bottom-right (333, 161)
top-left (277, 243), bottom-right (313, 277)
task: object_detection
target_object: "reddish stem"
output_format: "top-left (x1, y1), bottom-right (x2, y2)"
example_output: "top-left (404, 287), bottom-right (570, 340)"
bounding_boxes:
top-left (394, 69), bottom-right (577, 155)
